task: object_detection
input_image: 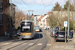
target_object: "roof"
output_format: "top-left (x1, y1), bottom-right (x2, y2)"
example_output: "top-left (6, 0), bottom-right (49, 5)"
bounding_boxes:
top-left (37, 15), bottom-right (44, 21)
top-left (41, 15), bottom-right (49, 21)
top-left (48, 12), bottom-right (52, 14)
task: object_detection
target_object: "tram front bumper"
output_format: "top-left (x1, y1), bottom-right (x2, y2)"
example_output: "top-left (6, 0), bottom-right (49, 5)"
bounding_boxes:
top-left (20, 35), bottom-right (32, 39)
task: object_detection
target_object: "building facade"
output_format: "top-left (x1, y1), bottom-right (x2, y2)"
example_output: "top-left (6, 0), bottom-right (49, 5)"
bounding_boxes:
top-left (0, 0), bottom-right (9, 36)
top-left (0, 0), bottom-right (16, 36)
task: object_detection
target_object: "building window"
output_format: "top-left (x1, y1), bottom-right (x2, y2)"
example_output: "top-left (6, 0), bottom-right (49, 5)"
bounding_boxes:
top-left (0, 3), bottom-right (2, 8)
top-left (0, 14), bottom-right (2, 25)
top-left (0, 8), bottom-right (2, 13)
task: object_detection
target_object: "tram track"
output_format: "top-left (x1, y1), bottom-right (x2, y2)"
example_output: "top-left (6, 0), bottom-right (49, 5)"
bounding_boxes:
top-left (0, 40), bottom-right (30, 50)
top-left (0, 39), bottom-right (23, 47)
top-left (9, 32), bottom-right (41, 50)
top-left (0, 30), bottom-right (48, 50)
top-left (26, 31), bottom-right (48, 50)
top-left (25, 35), bottom-right (41, 50)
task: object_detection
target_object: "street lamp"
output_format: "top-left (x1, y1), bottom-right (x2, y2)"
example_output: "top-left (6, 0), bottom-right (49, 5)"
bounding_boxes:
top-left (68, 0), bottom-right (70, 37)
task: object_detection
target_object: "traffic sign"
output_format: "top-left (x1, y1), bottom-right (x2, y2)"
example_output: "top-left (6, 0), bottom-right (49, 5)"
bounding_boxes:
top-left (64, 21), bottom-right (67, 27)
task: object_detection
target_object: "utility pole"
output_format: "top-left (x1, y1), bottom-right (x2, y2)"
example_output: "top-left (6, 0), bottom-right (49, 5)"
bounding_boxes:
top-left (68, 0), bottom-right (70, 37)
top-left (10, 0), bottom-right (12, 37)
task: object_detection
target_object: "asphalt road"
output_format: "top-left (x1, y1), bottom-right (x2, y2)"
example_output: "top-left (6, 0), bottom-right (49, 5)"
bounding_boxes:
top-left (0, 30), bottom-right (50, 50)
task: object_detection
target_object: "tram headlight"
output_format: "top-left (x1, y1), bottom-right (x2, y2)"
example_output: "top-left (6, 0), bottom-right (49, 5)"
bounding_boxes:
top-left (21, 33), bottom-right (32, 36)
top-left (26, 33), bottom-right (32, 36)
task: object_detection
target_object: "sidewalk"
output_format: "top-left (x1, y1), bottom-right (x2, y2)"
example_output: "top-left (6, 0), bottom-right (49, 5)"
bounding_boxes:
top-left (67, 32), bottom-right (75, 43)
top-left (47, 30), bottom-right (75, 43)
top-left (46, 30), bottom-right (75, 50)
top-left (0, 36), bottom-right (13, 42)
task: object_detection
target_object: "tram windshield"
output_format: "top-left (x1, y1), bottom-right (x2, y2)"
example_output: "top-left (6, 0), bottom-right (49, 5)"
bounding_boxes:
top-left (21, 22), bottom-right (32, 33)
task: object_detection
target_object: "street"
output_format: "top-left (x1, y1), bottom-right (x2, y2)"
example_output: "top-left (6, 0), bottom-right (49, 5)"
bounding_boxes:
top-left (0, 0), bottom-right (75, 50)
top-left (0, 30), bottom-right (75, 50)
top-left (0, 30), bottom-right (50, 50)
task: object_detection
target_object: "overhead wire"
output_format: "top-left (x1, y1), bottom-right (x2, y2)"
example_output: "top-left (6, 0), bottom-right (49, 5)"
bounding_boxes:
top-left (22, 0), bottom-right (31, 9)
top-left (40, 0), bottom-right (51, 15)
top-left (41, 0), bottom-right (46, 15)
top-left (22, 0), bottom-right (51, 15)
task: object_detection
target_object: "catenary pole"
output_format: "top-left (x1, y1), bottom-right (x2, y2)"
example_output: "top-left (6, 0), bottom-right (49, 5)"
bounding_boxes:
top-left (68, 0), bottom-right (70, 37)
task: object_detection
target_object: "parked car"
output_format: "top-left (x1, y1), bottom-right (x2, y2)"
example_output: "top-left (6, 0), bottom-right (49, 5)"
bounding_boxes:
top-left (54, 31), bottom-right (67, 42)
top-left (17, 29), bottom-right (21, 36)
top-left (9, 29), bottom-right (17, 38)
top-left (50, 29), bottom-right (58, 37)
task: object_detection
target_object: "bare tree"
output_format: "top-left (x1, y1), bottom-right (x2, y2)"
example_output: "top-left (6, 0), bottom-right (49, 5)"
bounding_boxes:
top-left (15, 8), bottom-right (25, 27)
top-left (47, 13), bottom-right (57, 28)
top-left (3, 6), bottom-right (25, 27)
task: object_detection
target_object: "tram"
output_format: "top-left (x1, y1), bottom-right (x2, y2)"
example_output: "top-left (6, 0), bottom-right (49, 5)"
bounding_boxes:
top-left (19, 20), bottom-right (35, 40)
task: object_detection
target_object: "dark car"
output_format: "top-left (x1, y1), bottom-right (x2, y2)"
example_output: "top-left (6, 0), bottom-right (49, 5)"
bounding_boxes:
top-left (17, 29), bottom-right (21, 36)
top-left (54, 31), bottom-right (67, 42)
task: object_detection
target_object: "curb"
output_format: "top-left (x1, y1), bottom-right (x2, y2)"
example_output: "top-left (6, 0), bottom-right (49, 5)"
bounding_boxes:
top-left (73, 33), bottom-right (75, 43)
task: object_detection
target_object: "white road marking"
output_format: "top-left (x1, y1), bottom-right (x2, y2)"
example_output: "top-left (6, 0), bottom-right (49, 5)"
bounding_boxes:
top-left (47, 44), bottom-right (51, 46)
top-left (37, 43), bottom-right (42, 46)
top-left (0, 43), bottom-right (11, 46)
top-left (29, 43), bottom-right (34, 45)
top-left (22, 43), bottom-right (27, 45)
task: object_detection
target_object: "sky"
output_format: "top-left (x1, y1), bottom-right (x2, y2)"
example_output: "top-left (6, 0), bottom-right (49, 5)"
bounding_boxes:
top-left (12, 0), bottom-right (68, 15)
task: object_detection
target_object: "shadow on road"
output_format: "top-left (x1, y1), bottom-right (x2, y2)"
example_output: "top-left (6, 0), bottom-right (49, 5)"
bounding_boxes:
top-left (0, 32), bottom-right (43, 42)
top-left (56, 40), bottom-right (68, 42)
top-left (34, 33), bottom-right (43, 40)
top-left (0, 36), bottom-right (14, 42)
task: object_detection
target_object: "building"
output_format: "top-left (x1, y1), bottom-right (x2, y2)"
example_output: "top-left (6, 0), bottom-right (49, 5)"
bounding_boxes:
top-left (41, 15), bottom-right (50, 29)
top-left (37, 13), bottom-right (51, 29)
top-left (0, 0), bottom-right (16, 36)
top-left (10, 3), bottom-right (16, 27)
top-left (0, 0), bottom-right (9, 36)
top-left (33, 15), bottom-right (41, 26)
top-left (37, 15), bottom-right (44, 28)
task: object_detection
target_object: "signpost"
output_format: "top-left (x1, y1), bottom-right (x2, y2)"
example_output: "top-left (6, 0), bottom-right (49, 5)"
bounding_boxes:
top-left (64, 21), bottom-right (67, 43)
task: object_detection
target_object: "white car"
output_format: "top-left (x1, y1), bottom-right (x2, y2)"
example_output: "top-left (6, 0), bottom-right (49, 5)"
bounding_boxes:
top-left (35, 26), bottom-right (40, 32)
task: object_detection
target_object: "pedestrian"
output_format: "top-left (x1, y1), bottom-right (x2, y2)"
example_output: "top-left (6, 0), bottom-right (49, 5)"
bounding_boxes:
top-left (70, 30), bottom-right (73, 38)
